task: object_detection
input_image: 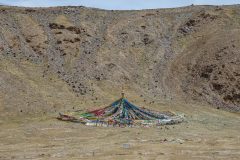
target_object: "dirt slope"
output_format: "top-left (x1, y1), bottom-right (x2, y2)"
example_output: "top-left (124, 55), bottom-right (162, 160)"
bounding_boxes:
top-left (0, 5), bottom-right (240, 116)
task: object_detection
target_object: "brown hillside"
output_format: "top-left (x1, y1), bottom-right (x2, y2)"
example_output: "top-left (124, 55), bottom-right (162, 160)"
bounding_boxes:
top-left (0, 5), bottom-right (240, 116)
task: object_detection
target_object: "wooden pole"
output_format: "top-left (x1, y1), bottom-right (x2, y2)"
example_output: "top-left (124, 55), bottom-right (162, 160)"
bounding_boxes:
top-left (121, 85), bottom-right (125, 98)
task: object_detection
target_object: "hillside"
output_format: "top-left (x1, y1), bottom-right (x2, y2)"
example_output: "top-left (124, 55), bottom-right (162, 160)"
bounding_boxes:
top-left (0, 5), bottom-right (240, 116)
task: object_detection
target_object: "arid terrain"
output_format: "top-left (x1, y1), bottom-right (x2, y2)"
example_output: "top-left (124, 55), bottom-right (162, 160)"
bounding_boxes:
top-left (0, 4), bottom-right (239, 159)
top-left (0, 102), bottom-right (239, 160)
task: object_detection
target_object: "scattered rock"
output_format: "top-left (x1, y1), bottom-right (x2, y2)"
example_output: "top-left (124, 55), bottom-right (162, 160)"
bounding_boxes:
top-left (49, 23), bottom-right (65, 29)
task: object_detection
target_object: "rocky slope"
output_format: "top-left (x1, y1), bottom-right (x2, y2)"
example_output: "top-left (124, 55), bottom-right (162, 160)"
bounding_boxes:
top-left (0, 5), bottom-right (239, 115)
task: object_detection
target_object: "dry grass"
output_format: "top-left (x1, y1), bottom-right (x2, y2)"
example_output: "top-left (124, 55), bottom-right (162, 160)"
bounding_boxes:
top-left (0, 103), bottom-right (239, 160)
